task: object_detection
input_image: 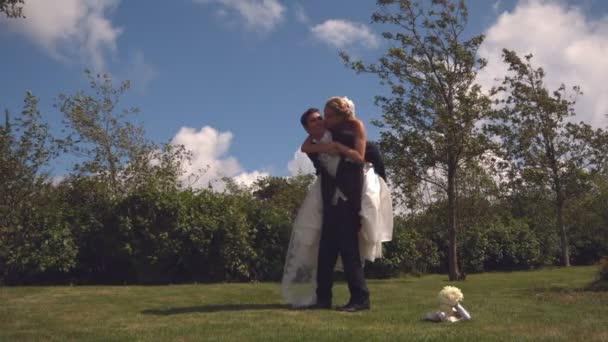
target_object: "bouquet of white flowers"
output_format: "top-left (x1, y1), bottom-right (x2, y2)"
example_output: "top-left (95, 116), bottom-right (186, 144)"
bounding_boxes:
top-left (423, 286), bottom-right (471, 323)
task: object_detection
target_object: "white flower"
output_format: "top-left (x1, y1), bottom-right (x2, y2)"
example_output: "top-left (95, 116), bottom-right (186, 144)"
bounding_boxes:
top-left (438, 286), bottom-right (463, 307)
top-left (343, 96), bottom-right (356, 117)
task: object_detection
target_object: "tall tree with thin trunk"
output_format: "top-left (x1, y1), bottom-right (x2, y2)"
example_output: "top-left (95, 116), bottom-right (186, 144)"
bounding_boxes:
top-left (57, 70), bottom-right (154, 198)
top-left (341, 0), bottom-right (493, 280)
top-left (491, 49), bottom-right (594, 267)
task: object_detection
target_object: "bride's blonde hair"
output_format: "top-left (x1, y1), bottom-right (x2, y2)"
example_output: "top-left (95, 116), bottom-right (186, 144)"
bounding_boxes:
top-left (325, 96), bottom-right (356, 120)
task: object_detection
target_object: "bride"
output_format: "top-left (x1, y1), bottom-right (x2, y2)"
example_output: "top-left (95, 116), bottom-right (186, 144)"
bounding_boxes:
top-left (281, 97), bottom-right (394, 308)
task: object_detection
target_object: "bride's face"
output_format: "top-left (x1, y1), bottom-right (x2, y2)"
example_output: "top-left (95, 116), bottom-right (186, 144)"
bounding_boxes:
top-left (323, 106), bottom-right (342, 129)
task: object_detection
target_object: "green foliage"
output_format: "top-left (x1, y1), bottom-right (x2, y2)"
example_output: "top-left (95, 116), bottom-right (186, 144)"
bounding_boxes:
top-left (460, 216), bottom-right (541, 272)
top-left (3, 154), bottom-right (607, 284)
top-left (0, 93), bottom-right (75, 284)
top-left (116, 184), bottom-right (182, 284)
top-left (56, 70), bottom-right (155, 198)
top-left (1, 93), bottom-right (62, 199)
top-left (490, 49), bottom-right (606, 267)
top-left (599, 257), bottom-right (608, 281)
top-left (367, 216), bottom-right (440, 278)
top-left (247, 175), bottom-right (314, 280)
top-left (253, 175), bottom-right (315, 218)
top-left (565, 172), bottom-right (608, 265)
top-left (0, 183), bottom-right (76, 284)
top-left (56, 176), bottom-right (127, 284)
top-left (178, 189), bottom-right (256, 282)
top-left (0, 0), bottom-right (23, 18)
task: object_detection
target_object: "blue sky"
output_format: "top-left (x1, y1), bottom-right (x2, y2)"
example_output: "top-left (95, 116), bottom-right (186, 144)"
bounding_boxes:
top-left (1, 0), bottom-right (607, 188)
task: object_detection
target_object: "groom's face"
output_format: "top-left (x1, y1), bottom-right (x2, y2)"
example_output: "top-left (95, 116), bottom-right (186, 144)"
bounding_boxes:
top-left (305, 112), bottom-right (324, 135)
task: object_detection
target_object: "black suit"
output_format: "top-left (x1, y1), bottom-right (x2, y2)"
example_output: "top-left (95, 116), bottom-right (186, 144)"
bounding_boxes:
top-left (307, 128), bottom-right (371, 306)
top-left (364, 142), bottom-right (386, 181)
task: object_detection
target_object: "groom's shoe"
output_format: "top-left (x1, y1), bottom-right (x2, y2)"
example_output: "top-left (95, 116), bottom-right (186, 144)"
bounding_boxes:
top-left (337, 301), bottom-right (370, 313)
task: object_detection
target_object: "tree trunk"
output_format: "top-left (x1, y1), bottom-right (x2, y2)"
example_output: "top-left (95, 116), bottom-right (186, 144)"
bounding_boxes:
top-left (556, 186), bottom-right (570, 267)
top-left (447, 163), bottom-right (461, 281)
top-left (552, 162), bottom-right (570, 267)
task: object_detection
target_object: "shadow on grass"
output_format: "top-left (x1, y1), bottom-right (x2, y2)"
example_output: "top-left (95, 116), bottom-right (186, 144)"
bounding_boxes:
top-left (585, 279), bottom-right (608, 292)
top-left (531, 279), bottom-right (608, 294)
top-left (142, 303), bottom-right (290, 315)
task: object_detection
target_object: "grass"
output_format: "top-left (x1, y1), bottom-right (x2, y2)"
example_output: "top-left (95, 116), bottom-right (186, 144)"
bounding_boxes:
top-left (1, 266), bottom-right (607, 341)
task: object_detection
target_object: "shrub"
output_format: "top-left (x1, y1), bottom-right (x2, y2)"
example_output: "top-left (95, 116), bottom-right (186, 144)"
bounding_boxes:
top-left (599, 256), bottom-right (608, 281)
top-left (366, 216), bottom-right (440, 278)
top-left (461, 216), bottom-right (542, 273)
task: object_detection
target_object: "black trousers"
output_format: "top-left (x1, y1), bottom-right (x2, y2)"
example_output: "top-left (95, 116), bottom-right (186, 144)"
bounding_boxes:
top-left (316, 199), bottom-right (369, 305)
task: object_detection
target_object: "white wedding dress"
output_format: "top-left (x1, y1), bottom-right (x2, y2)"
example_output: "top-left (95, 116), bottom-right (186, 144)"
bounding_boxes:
top-left (281, 133), bottom-right (394, 307)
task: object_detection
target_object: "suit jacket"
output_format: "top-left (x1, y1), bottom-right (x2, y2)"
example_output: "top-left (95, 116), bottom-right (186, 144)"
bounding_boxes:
top-left (331, 126), bottom-right (364, 214)
top-left (307, 153), bottom-right (337, 210)
top-left (364, 141), bottom-right (386, 181)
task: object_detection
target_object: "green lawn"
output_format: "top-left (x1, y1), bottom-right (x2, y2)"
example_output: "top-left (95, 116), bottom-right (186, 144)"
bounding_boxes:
top-left (1, 266), bottom-right (606, 341)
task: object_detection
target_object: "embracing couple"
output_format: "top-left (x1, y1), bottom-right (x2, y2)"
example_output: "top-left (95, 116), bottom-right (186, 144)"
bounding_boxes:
top-left (282, 96), bottom-right (394, 312)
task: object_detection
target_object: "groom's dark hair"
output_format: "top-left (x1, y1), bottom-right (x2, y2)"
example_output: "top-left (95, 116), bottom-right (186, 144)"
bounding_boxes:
top-left (300, 108), bottom-right (320, 128)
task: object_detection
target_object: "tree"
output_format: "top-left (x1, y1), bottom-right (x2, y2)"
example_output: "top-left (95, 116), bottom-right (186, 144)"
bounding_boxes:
top-left (342, 0), bottom-right (493, 280)
top-left (252, 175), bottom-right (315, 216)
top-left (56, 70), bottom-right (154, 198)
top-left (0, 0), bottom-right (23, 18)
top-left (491, 49), bottom-right (598, 267)
top-left (1, 93), bottom-right (57, 198)
top-left (0, 92), bottom-right (75, 282)
top-left (0, 92), bottom-right (63, 218)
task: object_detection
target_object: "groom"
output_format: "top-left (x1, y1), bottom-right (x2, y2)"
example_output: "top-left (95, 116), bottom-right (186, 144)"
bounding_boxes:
top-left (300, 108), bottom-right (384, 312)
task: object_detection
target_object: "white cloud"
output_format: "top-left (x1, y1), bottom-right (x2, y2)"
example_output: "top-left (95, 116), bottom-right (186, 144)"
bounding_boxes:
top-left (478, 0), bottom-right (608, 128)
top-left (50, 174), bottom-right (68, 186)
top-left (311, 19), bottom-right (379, 50)
top-left (193, 0), bottom-right (285, 33)
top-left (2, 0), bottom-right (122, 71)
top-left (233, 170), bottom-right (268, 187)
top-left (287, 149), bottom-right (315, 176)
top-left (293, 3), bottom-right (309, 25)
top-left (124, 50), bottom-right (158, 94)
top-left (171, 126), bottom-right (268, 190)
top-left (493, 0), bottom-right (502, 13)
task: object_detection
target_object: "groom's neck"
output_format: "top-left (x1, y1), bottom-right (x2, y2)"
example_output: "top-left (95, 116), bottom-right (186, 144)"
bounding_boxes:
top-left (310, 130), bottom-right (325, 141)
